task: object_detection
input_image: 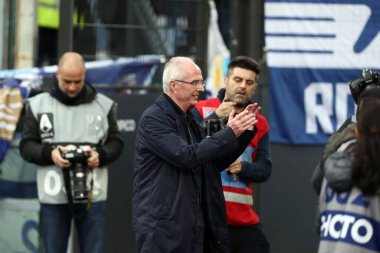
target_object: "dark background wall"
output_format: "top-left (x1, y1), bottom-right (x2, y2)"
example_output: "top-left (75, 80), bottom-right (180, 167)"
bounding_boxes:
top-left (260, 144), bottom-right (322, 253)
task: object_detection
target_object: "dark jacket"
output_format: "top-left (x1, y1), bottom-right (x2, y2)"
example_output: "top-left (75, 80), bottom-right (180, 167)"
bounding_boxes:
top-left (311, 118), bottom-right (356, 195)
top-left (313, 138), bottom-right (355, 233)
top-left (323, 139), bottom-right (355, 192)
top-left (133, 94), bottom-right (254, 253)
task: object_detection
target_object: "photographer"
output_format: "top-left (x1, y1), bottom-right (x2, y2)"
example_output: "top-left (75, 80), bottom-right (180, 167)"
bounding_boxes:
top-left (192, 56), bottom-right (272, 253)
top-left (19, 52), bottom-right (123, 253)
top-left (317, 87), bottom-right (380, 253)
top-left (311, 68), bottom-right (380, 195)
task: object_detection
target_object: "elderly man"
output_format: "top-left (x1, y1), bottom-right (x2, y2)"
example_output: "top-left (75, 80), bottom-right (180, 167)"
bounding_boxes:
top-left (133, 56), bottom-right (260, 253)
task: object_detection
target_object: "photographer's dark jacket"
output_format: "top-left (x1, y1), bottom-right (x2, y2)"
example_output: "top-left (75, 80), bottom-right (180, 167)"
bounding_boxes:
top-left (311, 117), bottom-right (356, 195)
top-left (20, 83), bottom-right (123, 204)
top-left (133, 94), bottom-right (255, 253)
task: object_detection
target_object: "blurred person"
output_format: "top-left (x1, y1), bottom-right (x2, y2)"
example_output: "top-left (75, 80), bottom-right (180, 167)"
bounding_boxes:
top-left (133, 56), bottom-right (260, 253)
top-left (311, 68), bottom-right (380, 195)
top-left (317, 87), bottom-right (380, 253)
top-left (192, 56), bottom-right (272, 253)
top-left (19, 52), bottom-right (123, 253)
top-left (311, 69), bottom-right (380, 236)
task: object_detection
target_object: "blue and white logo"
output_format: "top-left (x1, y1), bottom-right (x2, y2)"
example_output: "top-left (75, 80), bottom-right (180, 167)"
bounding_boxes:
top-left (265, 0), bottom-right (380, 144)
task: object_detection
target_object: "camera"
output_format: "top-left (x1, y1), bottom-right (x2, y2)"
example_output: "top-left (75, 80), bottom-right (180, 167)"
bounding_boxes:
top-left (60, 148), bottom-right (90, 202)
top-left (349, 68), bottom-right (380, 103)
top-left (204, 118), bottom-right (228, 137)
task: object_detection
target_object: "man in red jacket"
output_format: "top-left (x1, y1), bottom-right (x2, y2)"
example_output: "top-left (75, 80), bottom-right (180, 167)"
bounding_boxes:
top-left (192, 56), bottom-right (272, 253)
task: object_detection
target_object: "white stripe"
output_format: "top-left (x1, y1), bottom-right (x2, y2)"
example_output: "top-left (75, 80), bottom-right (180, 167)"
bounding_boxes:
top-left (0, 112), bottom-right (18, 121)
top-left (8, 102), bottom-right (23, 109)
top-left (266, 20), bottom-right (335, 34)
top-left (0, 102), bottom-right (23, 110)
top-left (264, 3), bottom-right (378, 69)
top-left (0, 121), bottom-right (17, 131)
top-left (224, 191), bottom-right (253, 205)
top-left (266, 37), bottom-right (334, 51)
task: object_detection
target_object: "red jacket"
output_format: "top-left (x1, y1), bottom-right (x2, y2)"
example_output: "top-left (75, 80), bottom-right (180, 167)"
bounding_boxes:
top-left (193, 95), bottom-right (271, 226)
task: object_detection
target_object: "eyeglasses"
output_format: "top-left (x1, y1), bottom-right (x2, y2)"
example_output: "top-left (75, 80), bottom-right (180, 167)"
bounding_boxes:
top-left (174, 79), bottom-right (206, 87)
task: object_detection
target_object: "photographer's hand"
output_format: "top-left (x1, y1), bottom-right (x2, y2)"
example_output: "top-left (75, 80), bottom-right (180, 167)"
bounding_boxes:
top-left (215, 100), bottom-right (236, 118)
top-left (51, 147), bottom-right (71, 169)
top-left (87, 148), bottom-right (100, 169)
top-left (226, 159), bottom-right (241, 181)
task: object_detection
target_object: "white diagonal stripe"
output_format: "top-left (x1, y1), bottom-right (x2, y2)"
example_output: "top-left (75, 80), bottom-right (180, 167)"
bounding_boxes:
top-left (224, 192), bottom-right (253, 205)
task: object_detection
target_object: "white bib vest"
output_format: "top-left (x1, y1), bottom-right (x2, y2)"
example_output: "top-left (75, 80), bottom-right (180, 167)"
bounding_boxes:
top-left (28, 92), bottom-right (113, 204)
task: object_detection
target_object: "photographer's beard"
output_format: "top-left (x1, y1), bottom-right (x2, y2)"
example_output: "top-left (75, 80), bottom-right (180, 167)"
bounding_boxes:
top-left (234, 101), bottom-right (247, 109)
top-left (224, 98), bottom-right (246, 109)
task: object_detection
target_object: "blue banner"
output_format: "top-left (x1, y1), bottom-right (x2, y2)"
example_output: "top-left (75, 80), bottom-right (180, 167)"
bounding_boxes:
top-left (0, 55), bottom-right (163, 87)
top-left (265, 0), bottom-right (380, 144)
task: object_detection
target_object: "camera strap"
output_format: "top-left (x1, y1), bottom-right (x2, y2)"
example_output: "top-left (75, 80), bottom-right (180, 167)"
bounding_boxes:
top-left (86, 171), bottom-right (94, 211)
top-left (63, 168), bottom-right (77, 216)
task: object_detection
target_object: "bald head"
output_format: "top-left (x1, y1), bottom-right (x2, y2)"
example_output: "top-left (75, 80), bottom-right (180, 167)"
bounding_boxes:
top-left (58, 52), bottom-right (86, 72)
top-left (56, 52), bottom-right (86, 98)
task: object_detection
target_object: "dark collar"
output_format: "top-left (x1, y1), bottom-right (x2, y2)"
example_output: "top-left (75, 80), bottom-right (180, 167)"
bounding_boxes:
top-left (50, 82), bottom-right (96, 105)
top-left (161, 93), bottom-right (192, 117)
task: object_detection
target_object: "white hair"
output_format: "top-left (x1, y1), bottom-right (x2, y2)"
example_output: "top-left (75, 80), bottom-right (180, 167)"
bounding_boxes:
top-left (162, 57), bottom-right (192, 93)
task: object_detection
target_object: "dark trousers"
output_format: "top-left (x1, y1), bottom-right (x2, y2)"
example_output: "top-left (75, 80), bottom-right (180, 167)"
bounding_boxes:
top-left (228, 223), bottom-right (270, 253)
top-left (39, 202), bottom-right (106, 253)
